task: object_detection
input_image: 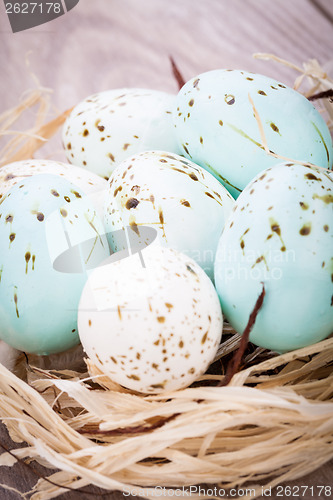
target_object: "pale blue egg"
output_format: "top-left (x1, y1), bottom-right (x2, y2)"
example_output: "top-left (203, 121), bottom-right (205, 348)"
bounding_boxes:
top-left (174, 70), bottom-right (333, 198)
top-left (0, 174), bottom-right (110, 355)
top-left (214, 163), bottom-right (333, 352)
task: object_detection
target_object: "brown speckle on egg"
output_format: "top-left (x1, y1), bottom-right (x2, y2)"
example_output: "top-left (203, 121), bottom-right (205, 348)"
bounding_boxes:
top-left (129, 216), bottom-right (139, 235)
top-left (270, 220), bottom-right (281, 236)
top-left (4, 173), bottom-right (16, 181)
top-left (305, 173), bottom-right (321, 181)
top-left (125, 198), bottom-right (140, 210)
top-left (300, 223), bottom-right (312, 236)
top-left (224, 94), bottom-right (235, 105)
top-left (14, 290), bottom-right (19, 318)
top-left (117, 306), bottom-right (122, 320)
top-left (71, 190), bottom-right (82, 199)
top-left (25, 252), bottom-right (31, 274)
top-left (114, 186), bottom-right (122, 197)
top-left (180, 199), bottom-right (191, 207)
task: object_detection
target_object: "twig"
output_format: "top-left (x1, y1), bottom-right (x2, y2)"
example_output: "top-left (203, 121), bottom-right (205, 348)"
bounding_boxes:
top-left (169, 56), bottom-right (186, 90)
top-left (308, 89), bottom-right (333, 101)
top-left (218, 284), bottom-right (266, 386)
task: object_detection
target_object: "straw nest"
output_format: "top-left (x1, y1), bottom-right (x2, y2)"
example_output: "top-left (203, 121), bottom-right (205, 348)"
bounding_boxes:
top-left (0, 54), bottom-right (332, 499)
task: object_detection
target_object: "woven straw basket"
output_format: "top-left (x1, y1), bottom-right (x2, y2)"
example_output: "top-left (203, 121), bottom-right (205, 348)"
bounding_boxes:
top-left (0, 55), bottom-right (332, 499)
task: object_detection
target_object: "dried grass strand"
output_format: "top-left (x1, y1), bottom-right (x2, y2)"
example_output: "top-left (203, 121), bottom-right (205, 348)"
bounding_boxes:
top-left (254, 52), bottom-right (333, 130)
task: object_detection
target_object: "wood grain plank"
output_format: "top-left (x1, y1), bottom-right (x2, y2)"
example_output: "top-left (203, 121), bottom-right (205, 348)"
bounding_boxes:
top-left (0, 0), bottom-right (332, 115)
top-left (309, 0), bottom-right (333, 26)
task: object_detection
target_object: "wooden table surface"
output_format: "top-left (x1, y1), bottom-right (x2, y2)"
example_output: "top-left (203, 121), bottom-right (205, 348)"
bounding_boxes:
top-left (0, 0), bottom-right (332, 498)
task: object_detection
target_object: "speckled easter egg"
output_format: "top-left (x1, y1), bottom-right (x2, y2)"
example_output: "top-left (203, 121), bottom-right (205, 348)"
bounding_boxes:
top-left (62, 89), bottom-right (181, 179)
top-left (174, 70), bottom-right (333, 197)
top-left (214, 163), bottom-right (333, 352)
top-left (104, 151), bottom-right (234, 280)
top-left (0, 174), bottom-right (110, 355)
top-left (78, 246), bottom-right (223, 393)
top-left (0, 159), bottom-right (107, 218)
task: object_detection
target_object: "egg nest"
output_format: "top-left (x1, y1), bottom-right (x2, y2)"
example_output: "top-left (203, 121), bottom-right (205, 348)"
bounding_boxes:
top-left (1, 329), bottom-right (332, 499)
top-left (0, 55), bottom-right (332, 499)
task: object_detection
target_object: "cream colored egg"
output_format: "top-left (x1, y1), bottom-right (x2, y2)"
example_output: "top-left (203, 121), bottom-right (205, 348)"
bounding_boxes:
top-left (78, 246), bottom-right (223, 393)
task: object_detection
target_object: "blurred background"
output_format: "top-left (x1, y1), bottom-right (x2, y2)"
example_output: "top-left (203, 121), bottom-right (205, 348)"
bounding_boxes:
top-left (0, 0), bottom-right (332, 112)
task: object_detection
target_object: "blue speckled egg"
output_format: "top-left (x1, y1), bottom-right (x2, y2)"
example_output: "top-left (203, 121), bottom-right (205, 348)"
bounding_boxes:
top-left (214, 163), bottom-right (333, 352)
top-left (0, 174), bottom-right (110, 355)
top-left (0, 159), bottom-right (108, 219)
top-left (104, 151), bottom-right (234, 280)
top-left (63, 89), bottom-right (181, 180)
top-left (174, 70), bottom-right (333, 198)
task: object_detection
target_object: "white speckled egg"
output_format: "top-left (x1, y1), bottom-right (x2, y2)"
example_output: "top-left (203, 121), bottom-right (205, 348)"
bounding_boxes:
top-left (78, 246), bottom-right (223, 393)
top-left (0, 174), bottom-right (110, 355)
top-left (214, 163), bottom-right (333, 352)
top-left (0, 159), bottom-right (107, 218)
top-left (174, 70), bottom-right (333, 197)
top-left (62, 89), bottom-right (181, 179)
top-left (104, 151), bottom-right (234, 280)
